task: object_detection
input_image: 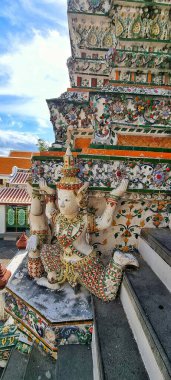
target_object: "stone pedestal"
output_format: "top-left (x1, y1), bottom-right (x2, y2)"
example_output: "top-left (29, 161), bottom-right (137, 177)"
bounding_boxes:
top-left (5, 256), bottom-right (93, 359)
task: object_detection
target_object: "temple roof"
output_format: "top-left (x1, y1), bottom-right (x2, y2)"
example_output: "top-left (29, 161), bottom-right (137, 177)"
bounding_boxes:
top-left (0, 187), bottom-right (31, 205)
top-left (9, 151), bottom-right (33, 158)
top-left (9, 170), bottom-right (30, 185)
top-left (0, 157), bottom-right (31, 176)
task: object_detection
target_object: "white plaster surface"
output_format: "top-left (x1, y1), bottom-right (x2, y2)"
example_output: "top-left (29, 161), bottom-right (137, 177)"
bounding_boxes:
top-left (121, 283), bottom-right (166, 380)
top-left (7, 249), bottom-right (27, 275)
top-left (0, 289), bottom-right (5, 320)
top-left (0, 205), bottom-right (6, 234)
top-left (36, 277), bottom-right (60, 290)
top-left (138, 237), bottom-right (171, 292)
top-left (91, 325), bottom-right (101, 380)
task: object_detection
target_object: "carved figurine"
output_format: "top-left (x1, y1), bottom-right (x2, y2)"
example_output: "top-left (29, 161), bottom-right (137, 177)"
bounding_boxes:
top-left (26, 183), bottom-right (51, 278)
top-left (37, 147), bottom-right (138, 301)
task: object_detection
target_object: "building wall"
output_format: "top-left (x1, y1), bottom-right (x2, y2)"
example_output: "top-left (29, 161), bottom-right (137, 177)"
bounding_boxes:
top-left (0, 205), bottom-right (6, 234)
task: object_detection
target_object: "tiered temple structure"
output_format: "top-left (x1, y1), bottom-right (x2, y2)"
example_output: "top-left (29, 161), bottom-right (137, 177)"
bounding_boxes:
top-left (2, 1), bottom-right (171, 379)
top-left (31, 0), bottom-right (171, 254)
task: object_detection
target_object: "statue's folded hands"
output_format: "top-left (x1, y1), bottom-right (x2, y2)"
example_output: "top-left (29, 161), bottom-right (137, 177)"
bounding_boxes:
top-left (39, 178), bottom-right (56, 195)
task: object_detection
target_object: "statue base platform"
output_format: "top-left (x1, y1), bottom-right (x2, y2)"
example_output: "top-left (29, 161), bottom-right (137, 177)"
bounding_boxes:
top-left (5, 254), bottom-right (93, 359)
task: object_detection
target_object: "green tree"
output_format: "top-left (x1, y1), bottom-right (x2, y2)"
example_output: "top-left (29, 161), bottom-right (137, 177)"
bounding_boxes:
top-left (36, 138), bottom-right (49, 151)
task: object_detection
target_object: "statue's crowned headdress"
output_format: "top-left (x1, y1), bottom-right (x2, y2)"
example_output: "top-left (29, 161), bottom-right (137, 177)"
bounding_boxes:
top-left (56, 147), bottom-right (83, 190)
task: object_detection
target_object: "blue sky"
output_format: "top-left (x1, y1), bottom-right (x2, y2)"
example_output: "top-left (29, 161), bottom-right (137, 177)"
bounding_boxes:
top-left (0, 0), bottom-right (70, 155)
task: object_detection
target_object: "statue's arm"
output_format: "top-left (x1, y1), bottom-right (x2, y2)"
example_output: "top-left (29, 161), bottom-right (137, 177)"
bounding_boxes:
top-left (39, 179), bottom-right (58, 220)
top-left (26, 182), bottom-right (42, 216)
top-left (95, 179), bottom-right (128, 231)
top-left (26, 182), bottom-right (33, 198)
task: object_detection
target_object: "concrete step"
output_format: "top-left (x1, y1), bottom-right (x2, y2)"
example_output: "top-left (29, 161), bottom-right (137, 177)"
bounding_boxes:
top-left (93, 296), bottom-right (149, 380)
top-left (56, 344), bottom-right (93, 380)
top-left (24, 344), bottom-right (56, 380)
top-left (0, 233), bottom-right (19, 242)
top-left (138, 228), bottom-right (171, 292)
top-left (1, 348), bottom-right (30, 380)
top-left (0, 342), bottom-right (92, 380)
top-left (121, 257), bottom-right (171, 380)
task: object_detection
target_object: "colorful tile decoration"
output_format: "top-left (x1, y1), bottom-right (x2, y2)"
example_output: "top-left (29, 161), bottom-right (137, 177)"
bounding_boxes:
top-left (32, 157), bottom-right (171, 191)
top-left (0, 324), bottom-right (19, 350)
top-left (0, 349), bottom-right (11, 362)
top-left (70, 7), bottom-right (170, 48)
top-left (68, 0), bottom-right (170, 88)
top-left (68, 0), bottom-right (111, 13)
top-left (47, 92), bottom-right (171, 147)
top-left (68, 0), bottom-right (170, 14)
top-left (4, 252), bottom-right (93, 357)
top-left (15, 331), bottom-right (33, 355)
top-left (88, 198), bottom-right (170, 253)
top-left (0, 324), bottom-right (20, 366)
top-left (14, 322), bottom-right (57, 359)
top-left (5, 290), bottom-right (93, 356)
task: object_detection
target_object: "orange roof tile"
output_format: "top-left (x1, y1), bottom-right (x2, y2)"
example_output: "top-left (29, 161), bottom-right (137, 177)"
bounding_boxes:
top-left (82, 148), bottom-right (171, 160)
top-left (0, 157), bottom-right (31, 175)
top-left (9, 151), bottom-right (34, 158)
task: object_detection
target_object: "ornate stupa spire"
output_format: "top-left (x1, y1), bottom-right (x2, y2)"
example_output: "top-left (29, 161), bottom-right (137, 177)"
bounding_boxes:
top-left (63, 146), bottom-right (75, 170)
top-left (56, 146), bottom-right (83, 190)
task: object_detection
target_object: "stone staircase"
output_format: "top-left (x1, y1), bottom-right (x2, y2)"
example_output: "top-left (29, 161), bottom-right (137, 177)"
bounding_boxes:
top-left (93, 228), bottom-right (171, 380)
top-left (1, 345), bottom-right (57, 380)
top-left (0, 343), bottom-right (93, 380)
top-left (139, 228), bottom-right (171, 293)
top-left (93, 297), bottom-right (149, 380)
top-left (0, 228), bottom-right (171, 379)
top-left (121, 258), bottom-right (171, 380)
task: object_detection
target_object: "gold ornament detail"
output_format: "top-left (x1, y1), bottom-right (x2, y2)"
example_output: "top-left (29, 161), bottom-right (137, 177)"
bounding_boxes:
top-left (115, 19), bottom-right (124, 37)
top-left (58, 212), bottom-right (84, 229)
top-left (103, 33), bottom-right (113, 48)
top-left (150, 22), bottom-right (160, 37)
top-left (131, 17), bottom-right (142, 36)
top-left (87, 31), bottom-right (98, 46)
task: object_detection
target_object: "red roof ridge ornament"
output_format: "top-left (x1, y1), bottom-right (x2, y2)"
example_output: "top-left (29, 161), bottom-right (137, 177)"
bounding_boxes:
top-left (0, 264), bottom-right (11, 290)
top-left (16, 232), bottom-right (28, 250)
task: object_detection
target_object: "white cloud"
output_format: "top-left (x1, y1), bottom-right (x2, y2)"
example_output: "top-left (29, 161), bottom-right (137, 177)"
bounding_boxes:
top-left (37, 118), bottom-right (50, 128)
top-left (0, 128), bottom-right (39, 156)
top-left (0, 148), bottom-right (10, 156)
top-left (9, 120), bottom-right (23, 128)
top-left (0, 129), bottom-right (38, 144)
top-left (0, 29), bottom-right (71, 123)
